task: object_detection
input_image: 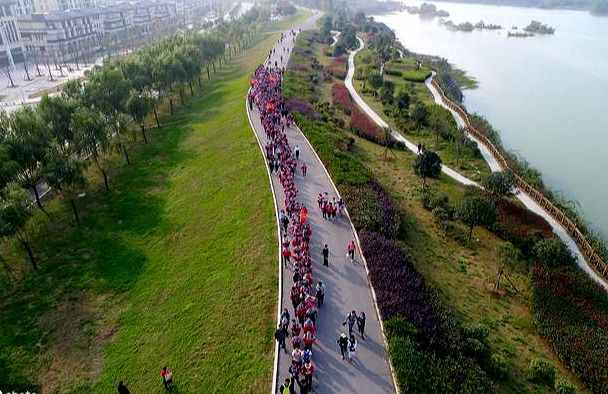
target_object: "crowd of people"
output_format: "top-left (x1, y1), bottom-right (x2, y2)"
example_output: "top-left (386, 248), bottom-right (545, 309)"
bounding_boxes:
top-left (250, 29), bottom-right (322, 394)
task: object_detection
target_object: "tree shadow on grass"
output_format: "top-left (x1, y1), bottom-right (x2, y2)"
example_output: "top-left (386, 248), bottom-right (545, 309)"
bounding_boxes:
top-left (0, 86), bottom-right (213, 390)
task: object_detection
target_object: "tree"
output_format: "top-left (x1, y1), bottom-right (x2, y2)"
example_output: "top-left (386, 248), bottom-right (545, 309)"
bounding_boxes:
top-left (38, 95), bottom-right (78, 153)
top-left (483, 171), bottom-right (516, 203)
top-left (127, 93), bottom-right (153, 143)
top-left (84, 67), bottom-right (132, 164)
top-left (45, 144), bottom-right (87, 226)
top-left (367, 73), bottom-right (383, 95)
top-left (411, 103), bottom-right (428, 128)
top-left (413, 150), bottom-right (442, 188)
top-left (72, 108), bottom-right (112, 192)
top-left (457, 196), bottom-right (497, 242)
top-left (495, 242), bottom-right (521, 292)
top-left (532, 238), bottom-right (575, 267)
top-left (396, 90), bottom-right (410, 111)
top-left (5, 107), bottom-right (52, 215)
top-left (0, 185), bottom-right (36, 270)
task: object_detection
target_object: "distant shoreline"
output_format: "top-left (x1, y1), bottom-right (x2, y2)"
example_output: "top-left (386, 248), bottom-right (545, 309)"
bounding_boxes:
top-left (427, 0), bottom-right (608, 16)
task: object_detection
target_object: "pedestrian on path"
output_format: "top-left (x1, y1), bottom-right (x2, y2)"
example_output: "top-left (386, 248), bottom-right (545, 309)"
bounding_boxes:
top-left (160, 366), bottom-right (173, 391)
top-left (322, 244), bottom-right (329, 266)
top-left (117, 381), bottom-right (130, 394)
top-left (294, 144), bottom-right (300, 160)
top-left (315, 281), bottom-right (325, 307)
top-left (301, 162), bottom-right (307, 176)
top-left (344, 311), bottom-right (357, 336)
top-left (348, 334), bottom-right (358, 362)
top-left (337, 332), bottom-right (349, 360)
top-left (357, 311), bottom-right (366, 339)
top-left (282, 246), bottom-right (291, 268)
top-left (275, 324), bottom-right (288, 351)
top-left (302, 360), bottom-right (315, 392)
top-left (347, 239), bottom-right (356, 263)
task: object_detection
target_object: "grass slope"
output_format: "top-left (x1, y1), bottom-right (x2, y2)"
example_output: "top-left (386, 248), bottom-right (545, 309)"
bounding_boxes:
top-left (0, 25), bottom-right (290, 394)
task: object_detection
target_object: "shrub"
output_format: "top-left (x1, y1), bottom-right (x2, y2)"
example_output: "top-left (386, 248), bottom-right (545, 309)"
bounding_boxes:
top-left (532, 238), bottom-right (576, 267)
top-left (463, 324), bottom-right (490, 342)
top-left (432, 207), bottom-right (449, 229)
top-left (402, 69), bottom-right (432, 82)
top-left (384, 69), bottom-right (402, 77)
top-left (331, 82), bottom-right (352, 112)
top-left (532, 262), bottom-right (608, 393)
top-left (327, 56), bottom-right (347, 79)
top-left (555, 377), bottom-right (577, 394)
top-left (285, 98), bottom-right (317, 119)
top-left (342, 180), bottom-right (400, 239)
top-left (350, 106), bottom-right (385, 145)
top-left (494, 199), bottom-right (552, 256)
top-left (359, 231), bottom-right (463, 352)
top-left (386, 317), bottom-right (496, 393)
top-left (527, 358), bottom-right (556, 386)
top-left (489, 353), bottom-right (509, 380)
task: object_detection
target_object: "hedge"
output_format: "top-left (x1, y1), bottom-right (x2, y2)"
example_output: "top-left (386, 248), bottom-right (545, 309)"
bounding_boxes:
top-left (341, 180), bottom-right (400, 239)
top-left (402, 69), bottom-right (432, 82)
top-left (532, 263), bottom-right (608, 393)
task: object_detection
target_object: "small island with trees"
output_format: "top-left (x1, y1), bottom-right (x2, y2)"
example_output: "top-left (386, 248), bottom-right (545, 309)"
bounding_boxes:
top-left (440, 19), bottom-right (503, 32)
top-left (405, 2), bottom-right (450, 17)
top-left (524, 20), bottom-right (556, 34)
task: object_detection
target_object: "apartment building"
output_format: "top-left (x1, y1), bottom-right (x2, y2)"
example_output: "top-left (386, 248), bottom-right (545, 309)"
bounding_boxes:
top-left (19, 8), bottom-right (102, 63)
top-left (0, 0), bottom-right (24, 67)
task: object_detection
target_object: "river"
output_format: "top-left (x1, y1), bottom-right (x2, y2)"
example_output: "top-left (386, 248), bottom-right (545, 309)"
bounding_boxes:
top-left (374, 0), bottom-right (608, 238)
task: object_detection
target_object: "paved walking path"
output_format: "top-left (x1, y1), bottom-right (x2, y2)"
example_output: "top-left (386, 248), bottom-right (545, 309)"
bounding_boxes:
top-left (247, 14), bottom-right (395, 394)
top-left (345, 36), bottom-right (608, 292)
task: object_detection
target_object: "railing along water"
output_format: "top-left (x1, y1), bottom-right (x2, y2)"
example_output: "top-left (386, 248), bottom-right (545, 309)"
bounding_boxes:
top-left (430, 79), bottom-right (608, 278)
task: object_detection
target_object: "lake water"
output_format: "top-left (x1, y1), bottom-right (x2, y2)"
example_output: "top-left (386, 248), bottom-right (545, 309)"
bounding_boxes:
top-left (375, 1), bottom-right (608, 237)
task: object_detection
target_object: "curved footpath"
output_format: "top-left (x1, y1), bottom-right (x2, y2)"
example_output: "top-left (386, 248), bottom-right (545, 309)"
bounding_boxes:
top-left (246, 14), bottom-right (396, 394)
top-left (345, 37), bottom-right (608, 292)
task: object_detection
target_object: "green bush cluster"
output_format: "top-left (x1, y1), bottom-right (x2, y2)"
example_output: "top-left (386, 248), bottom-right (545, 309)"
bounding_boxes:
top-left (527, 358), bottom-right (556, 386)
top-left (532, 263), bottom-right (608, 393)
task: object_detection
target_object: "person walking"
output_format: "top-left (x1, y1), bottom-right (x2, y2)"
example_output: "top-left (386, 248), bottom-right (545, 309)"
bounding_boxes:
top-left (282, 246), bottom-right (291, 268)
top-left (302, 360), bottom-right (315, 392)
top-left (347, 240), bottom-right (356, 263)
top-left (117, 381), bottom-right (130, 394)
top-left (357, 311), bottom-right (366, 339)
top-left (301, 162), bottom-right (307, 176)
top-left (315, 281), bottom-right (325, 307)
top-left (344, 310), bottom-right (357, 336)
top-left (160, 366), bottom-right (173, 391)
top-left (337, 332), bottom-right (349, 360)
top-left (322, 244), bottom-right (329, 266)
top-left (275, 324), bottom-right (287, 351)
top-left (348, 334), bottom-right (358, 362)
top-left (294, 144), bottom-right (300, 160)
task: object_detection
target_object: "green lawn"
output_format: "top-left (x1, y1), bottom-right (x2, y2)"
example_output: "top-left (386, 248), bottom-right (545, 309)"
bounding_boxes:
top-left (0, 22), bottom-right (294, 394)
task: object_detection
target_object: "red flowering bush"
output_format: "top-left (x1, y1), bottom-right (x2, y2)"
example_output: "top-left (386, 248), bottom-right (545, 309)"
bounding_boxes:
top-left (286, 98), bottom-right (318, 119)
top-left (350, 106), bottom-right (384, 144)
top-left (327, 56), bottom-right (347, 79)
top-left (331, 82), bottom-right (353, 113)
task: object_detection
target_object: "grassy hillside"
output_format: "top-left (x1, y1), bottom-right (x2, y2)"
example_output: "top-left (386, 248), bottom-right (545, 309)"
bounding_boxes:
top-left (0, 15), bottom-right (311, 393)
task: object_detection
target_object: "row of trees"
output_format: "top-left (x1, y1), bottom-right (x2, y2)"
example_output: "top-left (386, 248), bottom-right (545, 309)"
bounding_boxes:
top-left (0, 11), bottom-right (263, 274)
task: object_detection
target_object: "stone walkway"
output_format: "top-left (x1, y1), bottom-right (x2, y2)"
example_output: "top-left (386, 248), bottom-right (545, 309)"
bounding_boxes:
top-left (247, 14), bottom-right (396, 394)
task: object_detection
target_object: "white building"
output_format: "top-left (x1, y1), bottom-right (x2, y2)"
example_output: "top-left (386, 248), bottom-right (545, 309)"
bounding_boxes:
top-left (0, 0), bottom-right (24, 67)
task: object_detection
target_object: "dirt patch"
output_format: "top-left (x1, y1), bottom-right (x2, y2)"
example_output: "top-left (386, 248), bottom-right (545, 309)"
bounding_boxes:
top-left (38, 293), bottom-right (119, 394)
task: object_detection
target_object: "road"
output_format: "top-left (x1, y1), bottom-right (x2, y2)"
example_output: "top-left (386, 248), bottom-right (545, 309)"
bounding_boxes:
top-left (246, 13), bottom-right (396, 394)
